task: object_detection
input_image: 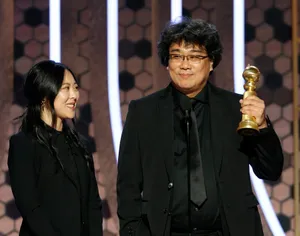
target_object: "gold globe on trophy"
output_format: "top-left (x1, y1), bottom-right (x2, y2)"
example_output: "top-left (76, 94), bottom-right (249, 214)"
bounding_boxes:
top-left (237, 64), bottom-right (260, 136)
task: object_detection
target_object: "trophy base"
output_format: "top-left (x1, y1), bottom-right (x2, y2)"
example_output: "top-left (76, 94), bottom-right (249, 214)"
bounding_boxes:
top-left (237, 120), bottom-right (259, 136)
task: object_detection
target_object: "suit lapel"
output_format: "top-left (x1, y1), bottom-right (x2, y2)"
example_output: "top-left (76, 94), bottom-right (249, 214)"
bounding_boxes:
top-left (208, 83), bottom-right (227, 175)
top-left (157, 83), bottom-right (231, 178)
top-left (71, 147), bottom-right (90, 198)
top-left (157, 85), bottom-right (174, 181)
top-left (57, 144), bottom-right (81, 192)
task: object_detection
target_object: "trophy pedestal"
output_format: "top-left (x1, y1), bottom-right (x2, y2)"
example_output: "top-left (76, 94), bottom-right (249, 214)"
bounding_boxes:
top-left (237, 119), bottom-right (259, 136)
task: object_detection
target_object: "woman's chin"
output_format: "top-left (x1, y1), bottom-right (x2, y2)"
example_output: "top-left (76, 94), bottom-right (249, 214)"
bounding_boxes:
top-left (60, 114), bottom-right (75, 120)
top-left (67, 115), bottom-right (75, 119)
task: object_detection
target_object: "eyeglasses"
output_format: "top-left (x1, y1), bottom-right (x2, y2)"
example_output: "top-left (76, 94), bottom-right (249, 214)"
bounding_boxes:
top-left (169, 54), bottom-right (209, 64)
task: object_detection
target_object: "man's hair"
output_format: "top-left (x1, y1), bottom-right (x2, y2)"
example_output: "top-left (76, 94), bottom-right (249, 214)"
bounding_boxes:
top-left (157, 17), bottom-right (223, 68)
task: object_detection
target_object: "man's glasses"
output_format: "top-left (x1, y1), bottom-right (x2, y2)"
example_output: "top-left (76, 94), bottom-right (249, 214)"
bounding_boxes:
top-left (169, 54), bottom-right (209, 64)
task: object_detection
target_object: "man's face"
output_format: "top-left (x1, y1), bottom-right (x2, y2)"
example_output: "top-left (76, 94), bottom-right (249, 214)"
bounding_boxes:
top-left (167, 41), bottom-right (213, 97)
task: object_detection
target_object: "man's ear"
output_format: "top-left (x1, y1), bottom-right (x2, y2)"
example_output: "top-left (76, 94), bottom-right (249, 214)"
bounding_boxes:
top-left (210, 61), bottom-right (213, 72)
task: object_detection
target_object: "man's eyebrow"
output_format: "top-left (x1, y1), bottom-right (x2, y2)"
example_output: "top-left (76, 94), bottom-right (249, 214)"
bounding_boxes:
top-left (169, 49), bottom-right (205, 53)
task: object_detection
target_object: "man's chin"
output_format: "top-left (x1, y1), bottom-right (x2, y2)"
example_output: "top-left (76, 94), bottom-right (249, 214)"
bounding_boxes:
top-left (177, 85), bottom-right (194, 94)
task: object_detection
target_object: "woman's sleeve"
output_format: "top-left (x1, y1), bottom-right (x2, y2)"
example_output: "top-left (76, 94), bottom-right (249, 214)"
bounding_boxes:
top-left (8, 133), bottom-right (60, 236)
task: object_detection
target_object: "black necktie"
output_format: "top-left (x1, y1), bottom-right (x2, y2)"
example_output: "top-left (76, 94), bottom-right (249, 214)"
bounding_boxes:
top-left (189, 100), bottom-right (207, 207)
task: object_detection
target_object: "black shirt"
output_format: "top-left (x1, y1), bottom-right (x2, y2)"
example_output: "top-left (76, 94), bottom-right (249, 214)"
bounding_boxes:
top-left (170, 84), bottom-right (222, 232)
top-left (44, 124), bottom-right (90, 236)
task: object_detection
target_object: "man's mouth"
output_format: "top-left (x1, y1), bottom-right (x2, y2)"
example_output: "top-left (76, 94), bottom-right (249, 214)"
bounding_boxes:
top-left (179, 74), bottom-right (192, 78)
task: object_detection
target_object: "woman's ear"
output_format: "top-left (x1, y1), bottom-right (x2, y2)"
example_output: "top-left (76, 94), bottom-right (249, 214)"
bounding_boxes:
top-left (41, 99), bottom-right (46, 110)
top-left (41, 99), bottom-right (51, 111)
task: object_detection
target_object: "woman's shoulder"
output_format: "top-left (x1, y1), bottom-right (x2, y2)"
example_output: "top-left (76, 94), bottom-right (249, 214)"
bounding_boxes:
top-left (8, 131), bottom-right (38, 159)
top-left (10, 131), bottom-right (35, 146)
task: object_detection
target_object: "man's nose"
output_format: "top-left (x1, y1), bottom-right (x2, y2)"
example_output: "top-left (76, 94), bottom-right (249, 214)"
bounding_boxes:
top-left (180, 58), bottom-right (191, 68)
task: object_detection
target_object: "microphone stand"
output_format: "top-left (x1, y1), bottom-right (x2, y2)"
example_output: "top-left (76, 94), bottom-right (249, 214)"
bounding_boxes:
top-left (184, 110), bottom-right (192, 235)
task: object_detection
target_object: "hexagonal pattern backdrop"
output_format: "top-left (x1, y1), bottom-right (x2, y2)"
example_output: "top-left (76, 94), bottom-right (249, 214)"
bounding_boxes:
top-left (67, 4), bottom-right (96, 155)
top-left (0, 0), bottom-right (297, 235)
top-left (0, 0), bottom-right (99, 235)
top-left (182, 0), bottom-right (216, 23)
top-left (245, 0), bottom-right (295, 235)
top-left (1, 0), bottom-right (50, 234)
top-left (119, 0), bottom-right (153, 123)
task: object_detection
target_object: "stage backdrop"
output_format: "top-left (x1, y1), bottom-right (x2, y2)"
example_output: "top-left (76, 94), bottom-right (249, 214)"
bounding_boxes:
top-left (0, 0), bottom-right (297, 235)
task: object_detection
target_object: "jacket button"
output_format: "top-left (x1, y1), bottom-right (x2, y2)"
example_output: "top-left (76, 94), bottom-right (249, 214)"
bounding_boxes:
top-left (168, 182), bottom-right (173, 189)
top-left (127, 226), bottom-right (133, 235)
top-left (163, 208), bottom-right (168, 214)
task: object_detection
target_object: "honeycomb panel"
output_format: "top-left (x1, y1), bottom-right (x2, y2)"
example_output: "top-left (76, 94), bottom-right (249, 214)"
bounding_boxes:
top-left (246, 0), bottom-right (294, 233)
top-left (183, 0), bottom-right (216, 23)
top-left (0, 2), bottom-right (51, 235)
top-left (119, 0), bottom-right (152, 121)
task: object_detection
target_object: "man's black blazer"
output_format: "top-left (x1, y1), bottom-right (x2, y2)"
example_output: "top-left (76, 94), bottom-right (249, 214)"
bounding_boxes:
top-left (8, 131), bottom-right (103, 236)
top-left (117, 82), bottom-right (283, 236)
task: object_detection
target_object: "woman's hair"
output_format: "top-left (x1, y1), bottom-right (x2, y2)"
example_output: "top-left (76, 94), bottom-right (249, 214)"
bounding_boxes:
top-left (18, 60), bottom-right (93, 171)
top-left (21, 60), bottom-right (72, 132)
top-left (157, 17), bottom-right (223, 68)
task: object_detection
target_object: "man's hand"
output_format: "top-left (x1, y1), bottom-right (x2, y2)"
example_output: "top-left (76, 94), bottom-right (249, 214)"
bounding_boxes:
top-left (240, 95), bottom-right (267, 129)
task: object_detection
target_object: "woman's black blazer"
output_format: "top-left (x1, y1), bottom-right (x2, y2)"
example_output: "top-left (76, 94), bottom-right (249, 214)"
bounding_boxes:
top-left (8, 131), bottom-right (103, 236)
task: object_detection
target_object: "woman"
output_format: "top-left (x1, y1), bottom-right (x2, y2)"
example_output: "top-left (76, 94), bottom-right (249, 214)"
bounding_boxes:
top-left (8, 60), bottom-right (103, 236)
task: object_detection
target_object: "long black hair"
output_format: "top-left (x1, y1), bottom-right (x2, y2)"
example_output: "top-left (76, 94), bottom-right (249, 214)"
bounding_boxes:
top-left (157, 17), bottom-right (223, 68)
top-left (19, 60), bottom-right (93, 171)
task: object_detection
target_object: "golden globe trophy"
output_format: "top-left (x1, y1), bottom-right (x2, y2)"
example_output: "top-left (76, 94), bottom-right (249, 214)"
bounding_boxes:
top-left (237, 64), bottom-right (260, 136)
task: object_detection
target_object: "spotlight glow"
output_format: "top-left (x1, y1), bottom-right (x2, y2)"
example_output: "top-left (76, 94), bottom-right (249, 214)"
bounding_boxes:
top-left (107, 0), bottom-right (122, 159)
top-left (171, 0), bottom-right (182, 21)
top-left (49, 0), bottom-right (61, 62)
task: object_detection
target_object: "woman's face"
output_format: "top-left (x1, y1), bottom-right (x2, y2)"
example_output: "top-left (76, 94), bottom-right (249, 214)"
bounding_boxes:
top-left (53, 69), bottom-right (79, 120)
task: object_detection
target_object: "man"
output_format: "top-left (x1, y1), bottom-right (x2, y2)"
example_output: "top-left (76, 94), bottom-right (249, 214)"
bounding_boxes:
top-left (117, 18), bottom-right (283, 236)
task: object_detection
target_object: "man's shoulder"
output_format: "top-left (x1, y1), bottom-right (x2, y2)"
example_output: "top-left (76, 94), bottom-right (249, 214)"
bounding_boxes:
top-left (133, 87), bottom-right (169, 105)
top-left (210, 83), bottom-right (243, 101)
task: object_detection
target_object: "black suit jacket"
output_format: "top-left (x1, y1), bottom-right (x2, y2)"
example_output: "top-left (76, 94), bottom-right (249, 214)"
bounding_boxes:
top-left (8, 131), bottom-right (103, 236)
top-left (117, 82), bottom-right (283, 236)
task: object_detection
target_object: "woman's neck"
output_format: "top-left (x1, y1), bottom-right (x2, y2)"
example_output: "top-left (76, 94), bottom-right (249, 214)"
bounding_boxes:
top-left (41, 113), bottom-right (63, 131)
